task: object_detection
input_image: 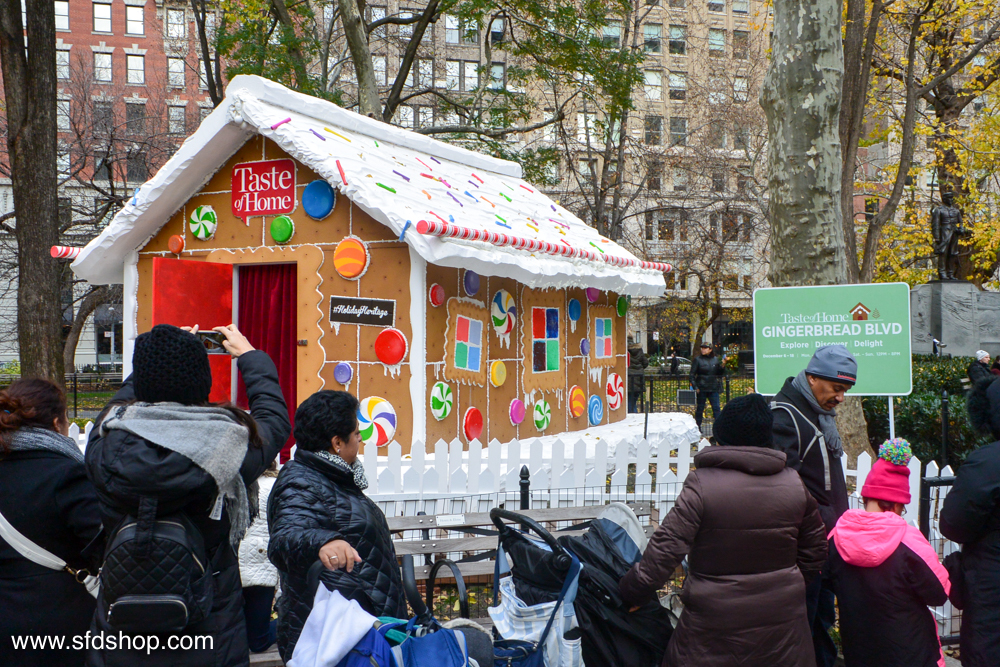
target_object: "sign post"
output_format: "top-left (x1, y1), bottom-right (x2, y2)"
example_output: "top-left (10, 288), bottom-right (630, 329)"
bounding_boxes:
top-left (753, 283), bottom-right (913, 432)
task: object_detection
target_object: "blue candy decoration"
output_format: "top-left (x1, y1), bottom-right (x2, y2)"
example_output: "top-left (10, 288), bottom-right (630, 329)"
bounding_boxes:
top-left (580, 339), bottom-right (590, 356)
top-left (568, 298), bottom-right (582, 322)
top-left (588, 395), bottom-right (604, 426)
top-left (302, 179), bottom-right (336, 220)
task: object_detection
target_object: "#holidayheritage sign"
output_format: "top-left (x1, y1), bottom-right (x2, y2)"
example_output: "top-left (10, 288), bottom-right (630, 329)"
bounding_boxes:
top-left (753, 283), bottom-right (912, 396)
top-left (231, 159), bottom-right (296, 222)
top-left (329, 296), bottom-right (396, 327)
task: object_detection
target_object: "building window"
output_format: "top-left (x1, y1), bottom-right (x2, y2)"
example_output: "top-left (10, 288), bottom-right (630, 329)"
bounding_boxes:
top-left (645, 212), bottom-right (655, 241)
top-left (396, 106), bottom-right (414, 128)
top-left (734, 76), bottom-right (749, 102)
top-left (126, 55), bottom-right (144, 84)
top-left (532, 307), bottom-right (560, 372)
top-left (93, 53), bottom-right (112, 82)
top-left (127, 150), bottom-right (148, 182)
top-left (865, 197), bottom-right (880, 223)
top-left (198, 59), bottom-right (208, 90)
top-left (673, 167), bottom-right (688, 191)
top-left (708, 77), bottom-right (727, 104)
top-left (648, 161), bottom-right (662, 190)
top-left (668, 25), bottom-right (686, 55)
top-left (665, 208), bottom-right (689, 241)
top-left (594, 317), bottom-right (613, 359)
top-left (93, 2), bottom-right (112, 32)
top-left (709, 29), bottom-right (725, 57)
top-left (167, 8), bottom-right (185, 38)
top-left (372, 56), bottom-right (387, 85)
top-left (416, 106), bottom-right (434, 128)
top-left (644, 24), bottom-right (662, 53)
top-left (669, 72), bottom-right (687, 100)
top-left (56, 99), bottom-right (71, 131)
top-left (489, 62), bottom-right (505, 90)
top-left (125, 102), bottom-right (145, 135)
top-left (489, 18), bottom-right (505, 44)
top-left (463, 61), bottom-right (479, 90)
top-left (168, 106), bottom-right (186, 134)
top-left (406, 57), bottom-right (433, 87)
top-left (93, 100), bottom-right (113, 134)
top-left (706, 121), bottom-right (727, 148)
top-left (669, 0), bottom-right (685, 7)
top-left (733, 30), bottom-right (749, 59)
top-left (57, 49), bottom-right (70, 79)
top-left (578, 158), bottom-right (596, 185)
top-left (708, 0), bottom-right (725, 12)
top-left (199, 106), bottom-right (212, 122)
top-left (670, 117), bottom-right (687, 146)
top-left (454, 315), bottom-right (484, 372)
top-left (445, 59), bottom-right (459, 89)
top-left (736, 172), bottom-right (749, 193)
top-left (445, 15), bottom-right (477, 44)
top-left (644, 70), bottom-right (662, 100)
top-left (712, 170), bottom-right (726, 192)
top-left (577, 112), bottom-right (597, 142)
top-left (168, 57), bottom-right (185, 87)
top-left (604, 21), bottom-right (621, 48)
top-left (55, 1), bottom-right (69, 30)
top-left (125, 6), bottom-right (143, 35)
top-left (644, 115), bottom-right (662, 145)
top-left (398, 8), bottom-right (415, 38)
top-left (733, 0), bottom-right (749, 14)
top-left (94, 150), bottom-right (111, 181)
top-left (445, 15), bottom-right (460, 43)
top-left (367, 6), bottom-right (386, 38)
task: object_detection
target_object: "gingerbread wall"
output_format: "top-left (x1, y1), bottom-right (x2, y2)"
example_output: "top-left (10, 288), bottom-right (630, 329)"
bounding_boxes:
top-left (135, 133), bottom-right (629, 452)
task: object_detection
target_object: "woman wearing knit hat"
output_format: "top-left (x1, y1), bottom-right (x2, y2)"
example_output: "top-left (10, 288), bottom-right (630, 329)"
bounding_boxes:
top-left (621, 393), bottom-right (828, 666)
top-left (827, 439), bottom-right (950, 667)
top-left (83, 323), bottom-right (291, 667)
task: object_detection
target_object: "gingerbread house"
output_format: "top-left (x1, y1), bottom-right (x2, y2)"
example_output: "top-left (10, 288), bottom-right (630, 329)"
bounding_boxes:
top-left (72, 76), bottom-right (668, 452)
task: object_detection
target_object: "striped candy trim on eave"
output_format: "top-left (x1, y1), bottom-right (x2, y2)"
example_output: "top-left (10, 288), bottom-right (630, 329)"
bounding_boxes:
top-left (414, 220), bottom-right (672, 273)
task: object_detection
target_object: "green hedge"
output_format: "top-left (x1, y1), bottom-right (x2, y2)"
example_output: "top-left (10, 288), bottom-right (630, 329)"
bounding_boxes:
top-left (862, 355), bottom-right (991, 468)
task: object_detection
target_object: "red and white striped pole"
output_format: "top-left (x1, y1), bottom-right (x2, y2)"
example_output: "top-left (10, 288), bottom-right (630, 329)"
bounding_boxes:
top-left (413, 220), bottom-right (672, 272)
top-left (50, 246), bottom-right (82, 260)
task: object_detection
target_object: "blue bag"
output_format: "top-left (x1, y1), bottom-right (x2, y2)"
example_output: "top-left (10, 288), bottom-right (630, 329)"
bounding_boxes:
top-left (389, 616), bottom-right (470, 667)
top-left (335, 620), bottom-right (396, 667)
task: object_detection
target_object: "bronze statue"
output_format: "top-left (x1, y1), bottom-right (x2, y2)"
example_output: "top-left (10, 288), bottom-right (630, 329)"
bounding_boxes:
top-left (931, 190), bottom-right (970, 281)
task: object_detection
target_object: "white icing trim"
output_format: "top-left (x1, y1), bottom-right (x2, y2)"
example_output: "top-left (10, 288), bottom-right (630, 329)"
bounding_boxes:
top-left (408, 246), bottom-right (427, 446)
top-left (122, 249), bottom-right (139, 377)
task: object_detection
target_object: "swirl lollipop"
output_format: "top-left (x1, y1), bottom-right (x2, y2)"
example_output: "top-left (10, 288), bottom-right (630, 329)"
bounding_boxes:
top-left (606, 373), bottom-right (624, 411)
top-left (430, 381), bottom-right (453, 421)
top-left (491, 290), bottom-right (517, 348)
top-left (357, 396), bottom-right (397, 447)
top-left (569, 385), bottom-right (586, 418)
top-left (533, 398), bottom-right (552, 431)
top-left (189, 205), bottom-right (218, 240)
top-left (588, 395), bottom-right (604, 426)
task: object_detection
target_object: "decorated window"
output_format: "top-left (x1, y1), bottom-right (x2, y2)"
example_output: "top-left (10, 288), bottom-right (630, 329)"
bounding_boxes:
top-left (444, 299), bottom-right (489, 386)
top-left (454, 316), bottom-right (483, 372)
top-left (532, 307), bottom-right (560, 372)
top-left (594, 317), bottom-right (613, 359)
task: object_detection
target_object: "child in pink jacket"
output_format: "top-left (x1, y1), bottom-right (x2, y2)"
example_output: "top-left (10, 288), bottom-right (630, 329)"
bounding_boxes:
top-left (828, 439), bottom-right (951, 667)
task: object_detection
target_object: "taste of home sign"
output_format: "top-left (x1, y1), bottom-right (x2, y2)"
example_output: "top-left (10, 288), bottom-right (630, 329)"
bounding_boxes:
top-left (231, 159), bottom-right (297, 222)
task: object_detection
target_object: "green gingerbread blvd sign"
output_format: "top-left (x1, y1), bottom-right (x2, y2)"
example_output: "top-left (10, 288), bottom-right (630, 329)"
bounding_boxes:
top-left (753, 283), bottom-right (912, 396)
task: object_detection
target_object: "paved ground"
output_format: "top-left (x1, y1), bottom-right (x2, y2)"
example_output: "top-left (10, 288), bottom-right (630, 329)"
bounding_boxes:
top-left (945, 656), bottom-right (961, 666)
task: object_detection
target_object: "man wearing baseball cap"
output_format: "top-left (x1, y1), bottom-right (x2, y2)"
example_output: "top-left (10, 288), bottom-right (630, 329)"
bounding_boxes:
top-left (771, 344), bottom-right (857, 667)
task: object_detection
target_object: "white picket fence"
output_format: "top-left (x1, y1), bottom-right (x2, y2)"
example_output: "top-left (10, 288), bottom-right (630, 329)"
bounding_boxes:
top-left (69, 419), bottom-right (962, 637)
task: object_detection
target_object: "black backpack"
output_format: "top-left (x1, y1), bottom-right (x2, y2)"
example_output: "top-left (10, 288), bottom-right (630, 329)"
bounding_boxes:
top-left (100, 497), bottom-right (219, 634)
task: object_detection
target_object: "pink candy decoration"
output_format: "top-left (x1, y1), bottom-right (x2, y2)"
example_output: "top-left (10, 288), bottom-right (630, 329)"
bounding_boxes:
top-left (509, 399), bottom-right (526, 425)
top-left (50, 246), bottom-right (82, 259)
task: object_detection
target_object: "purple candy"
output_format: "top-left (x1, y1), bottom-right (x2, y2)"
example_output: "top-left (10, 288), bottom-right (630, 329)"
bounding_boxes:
top-left (334, 362), bottom-right (353, 385)
top-left (585, 287), bottom-right (600, 303)
top-left (580, 339), bottom-right (590, 355)
top-left (464, 270), bottom-right (480, 296)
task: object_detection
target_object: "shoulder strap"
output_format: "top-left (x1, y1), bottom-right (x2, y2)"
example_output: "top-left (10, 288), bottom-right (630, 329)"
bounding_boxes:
top-left (0, 507), bottom-right (67, 571)
top-left (770, 401), bottom-right (832, 492)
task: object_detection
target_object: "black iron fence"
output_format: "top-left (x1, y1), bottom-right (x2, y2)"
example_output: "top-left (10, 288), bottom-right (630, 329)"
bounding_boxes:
top-left (632, 372), bottom-right (757, 435)
top-left (0, 373), bottom-right (124, 419)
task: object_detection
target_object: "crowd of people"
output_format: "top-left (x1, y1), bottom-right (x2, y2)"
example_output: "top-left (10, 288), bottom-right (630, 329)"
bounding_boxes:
top-left (1, 326), bottom-right (999, 667)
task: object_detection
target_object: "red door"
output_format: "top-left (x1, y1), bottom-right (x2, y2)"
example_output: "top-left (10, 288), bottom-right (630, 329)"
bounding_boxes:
top-left (150, 257), bottom-right (234, 403)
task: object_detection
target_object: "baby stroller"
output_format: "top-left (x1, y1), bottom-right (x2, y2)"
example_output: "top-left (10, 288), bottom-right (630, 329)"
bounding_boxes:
top-left (488, 504), bottom-right (673, 667)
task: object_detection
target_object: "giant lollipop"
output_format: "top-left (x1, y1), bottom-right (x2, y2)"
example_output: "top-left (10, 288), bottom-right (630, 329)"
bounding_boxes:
top-left (357, 396), bottom-right (397, 447)
top-left (491, 290), bottom-right (517, 348)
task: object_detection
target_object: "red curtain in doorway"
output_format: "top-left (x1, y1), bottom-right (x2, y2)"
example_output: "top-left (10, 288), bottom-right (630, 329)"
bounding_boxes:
top-left (237, 263), bottom-right (297, 461)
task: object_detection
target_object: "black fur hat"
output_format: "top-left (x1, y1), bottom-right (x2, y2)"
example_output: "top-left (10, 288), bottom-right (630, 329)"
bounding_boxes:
top-left (968, 376), bottom-right (1000, 440)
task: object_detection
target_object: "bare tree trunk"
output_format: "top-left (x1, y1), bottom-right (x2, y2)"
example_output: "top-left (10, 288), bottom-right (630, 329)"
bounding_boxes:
top-left (271, 0), bottom-right (312, 91)
top-left (338, 0), bottom-right (382, 118)
top-left (837, 397), bottom-right (872, 465)
top-left (63, 286), bottom-right (108, 372)
top-left (382, 0), bottom-right (439, 122)
top-left (0, 0), bottom-right (65, 384)
top-left (191, 0), bottom-right (223, 106)
top-left (760, 0), bottom-right (847, 287)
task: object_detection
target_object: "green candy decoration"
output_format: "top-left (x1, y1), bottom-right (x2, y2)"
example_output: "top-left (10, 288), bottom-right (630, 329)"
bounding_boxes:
top-left (616, 295), bottom-right (629, 317)
top-left (270, 215), bottom-right (295, 244)
top-left (189, 205), bottom-right (218, 240)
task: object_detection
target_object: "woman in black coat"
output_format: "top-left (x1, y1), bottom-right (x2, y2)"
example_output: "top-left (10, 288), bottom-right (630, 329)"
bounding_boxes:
top-left (0, 379), bottom-right (103, 667)
top-left (941, 376), bottom-right (1000, 667)
top-left (84, 324), bottom-right (290, 667)
top-left (268, 390), bottom-right (406, 662)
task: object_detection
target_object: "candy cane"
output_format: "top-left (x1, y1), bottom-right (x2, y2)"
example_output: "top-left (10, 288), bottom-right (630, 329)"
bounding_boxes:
top-left (413, 221), bottom-right (672, 272)
top-left (50, 246), bottom-right (82, 259)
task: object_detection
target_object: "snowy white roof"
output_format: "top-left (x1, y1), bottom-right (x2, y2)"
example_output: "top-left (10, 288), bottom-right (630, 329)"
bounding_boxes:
top-left (73, 76), bottom-right (666, 297)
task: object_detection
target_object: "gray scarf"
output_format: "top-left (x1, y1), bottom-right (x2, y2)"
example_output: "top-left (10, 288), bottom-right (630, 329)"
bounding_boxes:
top-left (792, 371), bottom-right (843, 458)
top-left (316, 450), bottom-right (369, 490)
top-left (100, 403), bottom-right (258, 548)
top-left (6, 427), bottom-right (84, 463)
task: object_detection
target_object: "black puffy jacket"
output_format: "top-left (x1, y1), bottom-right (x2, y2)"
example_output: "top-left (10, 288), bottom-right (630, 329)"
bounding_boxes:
top-left (84, 351), bottom-right (290, 667)
top-left (268, 449), bottom-right (406, 662)
top-left (940, 441), bottom-right (1000, 667)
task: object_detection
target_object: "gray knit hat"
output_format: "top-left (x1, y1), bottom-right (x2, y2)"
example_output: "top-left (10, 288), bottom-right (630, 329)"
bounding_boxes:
top-left (805, 345), bottom-right (857, 385)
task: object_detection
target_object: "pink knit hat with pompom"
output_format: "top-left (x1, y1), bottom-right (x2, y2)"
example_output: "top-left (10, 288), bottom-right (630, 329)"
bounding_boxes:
top-left (861, 438), bottom-right (912, 504)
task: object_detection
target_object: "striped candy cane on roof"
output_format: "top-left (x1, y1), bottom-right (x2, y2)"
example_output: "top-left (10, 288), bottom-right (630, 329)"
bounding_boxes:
top-left (413, 220), bottom-right (672, 272)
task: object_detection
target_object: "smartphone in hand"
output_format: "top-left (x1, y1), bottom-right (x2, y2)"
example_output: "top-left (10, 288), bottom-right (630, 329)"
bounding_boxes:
top-left (196, 330), bottom-right (227, 354)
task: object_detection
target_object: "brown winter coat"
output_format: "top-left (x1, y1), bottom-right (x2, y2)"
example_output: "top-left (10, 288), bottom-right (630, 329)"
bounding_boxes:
top-left (620, 446), bottom-right (828, 667)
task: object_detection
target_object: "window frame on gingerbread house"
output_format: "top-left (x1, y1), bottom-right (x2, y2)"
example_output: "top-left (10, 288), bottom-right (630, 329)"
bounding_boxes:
top-left (443, 298), bottom-right (489, 386)
top-left (454, 315), bottom-right (484, 373)
top-left (531, 306), bottom-right (561, 373)
top-left (594, 315), bottom-right (613, 359)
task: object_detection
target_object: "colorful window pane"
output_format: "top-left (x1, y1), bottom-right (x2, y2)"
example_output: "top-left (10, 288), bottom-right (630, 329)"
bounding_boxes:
top-left (595, 317), bottom-right (613, 359)
top-left (531, 307), bottom-right (560, 372)
top-left (454, 315), bottom-right (483, 372)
